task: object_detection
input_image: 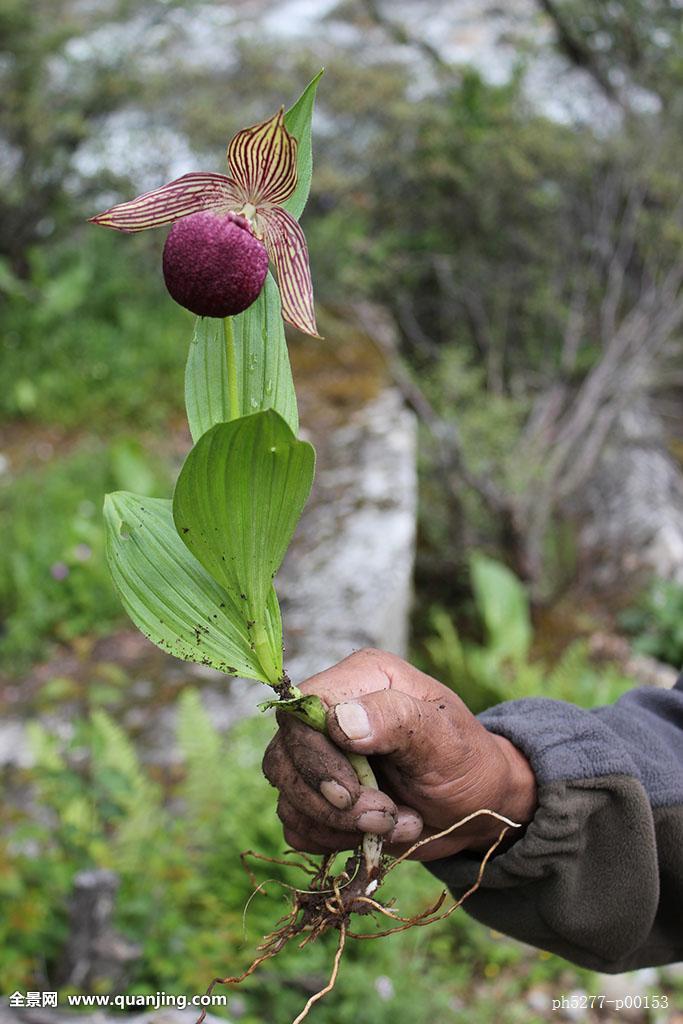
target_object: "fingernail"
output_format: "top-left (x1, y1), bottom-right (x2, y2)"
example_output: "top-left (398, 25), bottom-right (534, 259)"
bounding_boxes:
top-left (335, 701), bottom-right (370, 740)
top-left (390, 813), bottom-right (422, 843)
top-left (356, 810), bottom-right (395, 833)
top-left (320, 779), bottom-right (352, 809)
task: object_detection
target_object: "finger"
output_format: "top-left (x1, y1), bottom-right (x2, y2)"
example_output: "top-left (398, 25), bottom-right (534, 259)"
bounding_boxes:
top-left (383, 829), bottom-right (460, 861)
top-left (326, 688), bottom-right (455, 775)
top-left (280, 803), bottom-right (426, 858)
top-left (263, 731), bottom-right (358, 811)
top-left (264, 737), bottom-right (397, 832)
top-left (282, 827), bottom-right (337, 855)
top-left (386, 805), bottom-right (423, 845)
top-left (274, 711), bottom-right (361, 801)
top-left (277, 795), bottom-right (359, 853)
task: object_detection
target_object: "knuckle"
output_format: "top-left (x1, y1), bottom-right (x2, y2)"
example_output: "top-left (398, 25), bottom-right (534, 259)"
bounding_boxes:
top-left (353, 646), bottom-right (383, 661)
top-left (261, 739), bottom-right (284, 786)
top-left (316, 801), bottom-right (350, 829)
top-left (276, 795), bottom-right (297, 827)
top-left (282, 826), bottom-right (306, 851)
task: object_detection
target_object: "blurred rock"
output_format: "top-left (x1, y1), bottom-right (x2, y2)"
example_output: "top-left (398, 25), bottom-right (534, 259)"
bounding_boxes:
top-left (573, 401), bottom-right (683, 588)
top-left (560, 988), bottom-right (588, 1021)
top-left (588, 633), bottom-right (679, 689)
top-left (526, 985), bottom-right (550, 1014)
top-left (593, 968), bottom-right (660, 1021)
top-left (280, 386), bottom-right (417, 683)
top-left (55, 870), bottom-right (140, 991)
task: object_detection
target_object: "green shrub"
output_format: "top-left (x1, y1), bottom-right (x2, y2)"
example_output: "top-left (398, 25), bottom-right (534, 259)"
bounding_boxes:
top-left (0, 230), bottom-right (188, 431)
top-left (0, 438), bottom-right (170, 671)
top-left (420, 555), bottom-right (634, 713)
top-left (619, 578), bottom-right (683, 669)
top-left (1, 690), bottom-right (598, 1022)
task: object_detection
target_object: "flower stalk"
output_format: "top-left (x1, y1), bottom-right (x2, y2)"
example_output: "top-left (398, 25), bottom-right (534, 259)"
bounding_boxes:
top-left (223, 318), bottom-right (241, 420)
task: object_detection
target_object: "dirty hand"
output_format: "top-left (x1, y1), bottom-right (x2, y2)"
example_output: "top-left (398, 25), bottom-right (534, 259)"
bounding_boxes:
top-left (262, 648), bottom-right (537, 861)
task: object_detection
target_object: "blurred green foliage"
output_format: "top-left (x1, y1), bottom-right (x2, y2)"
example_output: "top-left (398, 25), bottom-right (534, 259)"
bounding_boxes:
top-left (619, 578), bottom-right (683, 669)
top-left (1, 690), bottom-right (597, 1022)
top-left (0, 0), bottom-right (223, 268)
top-left (419, 556), bottom-right (634, 714)
top-left (0, 436), bottom-right (170, 670)
top-left (534, 0), bottom-right (683, 107)
top-left (0, 231), bottom-right (188, 429)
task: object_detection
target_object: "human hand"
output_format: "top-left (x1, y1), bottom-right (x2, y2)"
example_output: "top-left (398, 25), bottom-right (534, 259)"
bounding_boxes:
top-left (262, 648), bottom-right (537, 861)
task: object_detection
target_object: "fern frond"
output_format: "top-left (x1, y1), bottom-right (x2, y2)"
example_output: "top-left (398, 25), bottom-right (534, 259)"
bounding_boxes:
top-left (176, 688), bottom-right (230, 824)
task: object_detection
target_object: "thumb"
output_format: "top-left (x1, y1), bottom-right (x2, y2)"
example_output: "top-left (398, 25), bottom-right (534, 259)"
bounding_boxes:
top-left (326, 689), bottom-right (446, 774)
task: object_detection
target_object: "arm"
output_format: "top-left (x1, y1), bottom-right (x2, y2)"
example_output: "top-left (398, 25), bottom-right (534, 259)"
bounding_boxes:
top-left (262, 649), bottom-right (683, 972)
top-left (427, 676), bottom-right (683, 972)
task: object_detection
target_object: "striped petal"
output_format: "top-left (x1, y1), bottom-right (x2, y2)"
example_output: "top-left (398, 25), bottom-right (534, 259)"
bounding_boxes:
top-left (228, 109), bottom-right (297, 207)
top-left (261, 206), bottom-right (319, 338)
top-left (89, 172), bottom-right (241, 232)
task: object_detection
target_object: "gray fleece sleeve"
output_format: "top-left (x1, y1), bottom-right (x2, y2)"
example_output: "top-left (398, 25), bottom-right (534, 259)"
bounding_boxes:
top-left (425, 676), bottom-right (683, 972)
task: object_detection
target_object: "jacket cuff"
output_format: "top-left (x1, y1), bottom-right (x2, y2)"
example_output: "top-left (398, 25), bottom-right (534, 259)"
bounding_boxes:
top-left (424, 698), bottom-right (661, 971)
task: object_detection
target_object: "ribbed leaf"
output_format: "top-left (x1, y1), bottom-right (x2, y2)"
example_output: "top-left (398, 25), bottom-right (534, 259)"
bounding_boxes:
top-left (104, 491), bottom-right (282, 682)
top-left (184, 319), bottom-right (231, 442)
top-left (172, 411), bottom-right (314, 681)
top-left (185, 274), bottom-right (298, 443)
top-left (470, 553), bottom-right (532, 662)
top-left (282, 69), bottom-right (323, 220)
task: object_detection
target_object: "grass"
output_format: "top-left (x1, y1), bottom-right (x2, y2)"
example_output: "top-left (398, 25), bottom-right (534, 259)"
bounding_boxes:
top-left (0, 232), bottom-right (188, 672)
top-left (0, 699), bottom-right (600, 1023)
top-left (0, 436), bottom-right (171, 673)
top-left (1, 231), bottom-right (189, 431)
top-left (4, 698), bottom-right (680, 1023)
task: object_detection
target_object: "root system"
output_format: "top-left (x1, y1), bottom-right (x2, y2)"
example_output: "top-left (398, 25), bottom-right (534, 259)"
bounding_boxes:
top-left (196, 809), bottom-right (520, 1024)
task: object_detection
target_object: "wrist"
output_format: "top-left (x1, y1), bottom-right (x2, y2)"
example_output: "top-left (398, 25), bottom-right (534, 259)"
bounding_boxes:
top-left (465, 734), bottom-right (538, 851)
top-left (494, 733), bottom-right (538, 825)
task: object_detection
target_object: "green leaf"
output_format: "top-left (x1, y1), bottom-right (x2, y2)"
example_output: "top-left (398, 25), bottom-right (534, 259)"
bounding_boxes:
top-left (173, 410), bottom-right (315, 681)
top-left (104, 491), bottom-right (282, 682)
top-left (470, 554), bottom-right (532, 662)
top-left (185, 274), bottom-right (298, 442)
top-left (184, 319), bottom-right (230, 443)
top-left (258, 693), bottom-right (327, 732)
top-left (283, 68), bottom-right (324, 220)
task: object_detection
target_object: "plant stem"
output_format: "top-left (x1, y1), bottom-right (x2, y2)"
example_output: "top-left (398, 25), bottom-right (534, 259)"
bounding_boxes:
top-left (347, 751), bottom-right (377, 788)
top-left (348, 753), bottom-right (384, 883)
top-left (223, 317), bottom-right (240, 419)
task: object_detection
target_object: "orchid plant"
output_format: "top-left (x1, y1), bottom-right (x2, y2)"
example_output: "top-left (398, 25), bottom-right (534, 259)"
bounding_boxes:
top-left (94, 72), bottom-right (513, 1020)
top-left (98, 72), bottom-right (323, 703)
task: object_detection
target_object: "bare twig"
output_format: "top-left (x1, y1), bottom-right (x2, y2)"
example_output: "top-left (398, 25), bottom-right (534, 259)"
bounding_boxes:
top-left (536, 0), bottom-right (625, 107)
